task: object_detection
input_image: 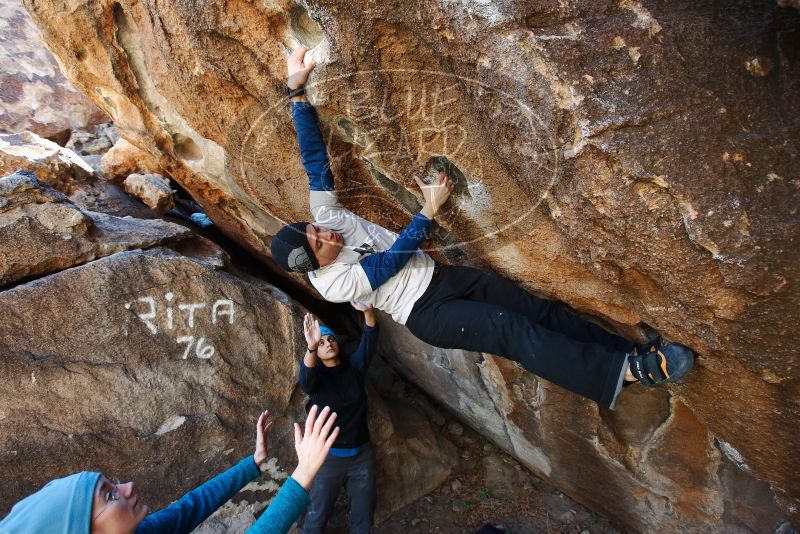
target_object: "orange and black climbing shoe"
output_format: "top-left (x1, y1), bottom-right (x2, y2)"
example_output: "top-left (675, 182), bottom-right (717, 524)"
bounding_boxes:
top-left (627, 338), bottom-right (695, 387)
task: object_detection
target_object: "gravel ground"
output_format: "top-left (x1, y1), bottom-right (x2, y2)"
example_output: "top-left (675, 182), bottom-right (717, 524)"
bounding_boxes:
top-left (319, 420), bottom-right (625, 534)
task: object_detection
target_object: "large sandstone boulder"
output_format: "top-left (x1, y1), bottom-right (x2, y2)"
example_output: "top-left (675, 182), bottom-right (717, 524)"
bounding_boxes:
top-left (20, 0), bottom-right (800, 530)
top-left (0, 178), bottom-right (456, 526)
top-left (0, 0), bottom-right (106, 139)
top-left (0, 170), bottom-right (190, 286)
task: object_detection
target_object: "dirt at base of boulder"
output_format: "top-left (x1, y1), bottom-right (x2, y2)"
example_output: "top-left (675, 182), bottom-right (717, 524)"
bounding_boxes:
top-left (327, 420), bottom-right (624, 534)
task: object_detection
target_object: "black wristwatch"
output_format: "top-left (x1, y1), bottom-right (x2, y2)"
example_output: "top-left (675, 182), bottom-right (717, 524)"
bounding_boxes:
top-left (285, 85), bottom-right (305, 98)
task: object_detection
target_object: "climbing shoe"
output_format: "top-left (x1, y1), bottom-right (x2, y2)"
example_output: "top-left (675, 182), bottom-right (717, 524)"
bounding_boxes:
top-left (627, 339), bottom-right (694, 387)
top-left (635, 336), bottom-right (664, 356)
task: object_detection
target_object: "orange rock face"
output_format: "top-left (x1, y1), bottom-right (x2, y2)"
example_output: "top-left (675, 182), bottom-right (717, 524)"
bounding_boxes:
top-left (20, 0), bottom-right (799, 530)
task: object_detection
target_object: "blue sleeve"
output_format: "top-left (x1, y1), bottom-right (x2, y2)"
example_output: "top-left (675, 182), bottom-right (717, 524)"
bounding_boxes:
top-left (358, 213), bottom-right (433, 290)
top-left (245, 477), bottom-right (310, 534)
top-left (292, 102), bottom-right (334, 191)
top-left (299, 359), bottom-right (319, 393)
top-left (135, 457), bottom-right (260, 534)
top-left (349, 324), bottom-right (379, 374)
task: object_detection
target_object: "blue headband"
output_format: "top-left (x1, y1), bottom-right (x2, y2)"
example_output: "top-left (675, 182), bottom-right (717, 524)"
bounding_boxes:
top-left (319, 326), bottom-right (339, 343)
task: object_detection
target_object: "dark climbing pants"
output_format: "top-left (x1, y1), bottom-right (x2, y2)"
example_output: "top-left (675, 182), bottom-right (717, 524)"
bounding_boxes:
top-left (406, 264), bottom-right (635, 408)
top-left (301, 444), bottom-right (376, 534)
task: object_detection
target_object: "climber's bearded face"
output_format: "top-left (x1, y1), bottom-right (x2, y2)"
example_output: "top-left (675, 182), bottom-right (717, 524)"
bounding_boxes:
top-left (306, 223), bottom-right (343, 267)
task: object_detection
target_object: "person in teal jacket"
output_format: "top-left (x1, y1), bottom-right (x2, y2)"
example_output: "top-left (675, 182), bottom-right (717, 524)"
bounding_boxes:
top-left (0, 405), bottom-right (340, 534)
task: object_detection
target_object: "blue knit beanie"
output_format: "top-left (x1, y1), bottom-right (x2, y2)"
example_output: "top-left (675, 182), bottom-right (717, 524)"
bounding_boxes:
top-left (0, 471), bottom-right (101, 533)
top-left (319, 325), bottom-right (339, 343)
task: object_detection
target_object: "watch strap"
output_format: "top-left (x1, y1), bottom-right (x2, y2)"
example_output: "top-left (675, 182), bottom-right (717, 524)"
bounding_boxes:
top-left (286, 85), bottom-right (305, 98)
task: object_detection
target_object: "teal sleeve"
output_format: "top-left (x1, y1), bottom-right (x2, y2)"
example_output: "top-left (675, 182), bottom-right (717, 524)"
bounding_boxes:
top-left (136, 456), bottom-right (260, 534)
top-left (245, 477), bottom-right (310, 534)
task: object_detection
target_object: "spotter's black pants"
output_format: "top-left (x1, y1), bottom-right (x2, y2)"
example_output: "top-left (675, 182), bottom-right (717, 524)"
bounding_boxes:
top-left (301, 444), bottom-right (376, 534)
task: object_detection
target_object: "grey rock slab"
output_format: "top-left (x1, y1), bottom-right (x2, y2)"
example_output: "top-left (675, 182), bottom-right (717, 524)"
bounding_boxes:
top-left (0, 171), bottom-right (193, 288)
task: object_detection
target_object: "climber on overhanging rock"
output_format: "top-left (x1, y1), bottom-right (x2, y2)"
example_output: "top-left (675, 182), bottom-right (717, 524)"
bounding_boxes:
top-left (0, 406), bottom-right (340, 534)
top-left (270, 47), bottom-right (695, 410)
top-left (298, 303), bottom-right (378, 533)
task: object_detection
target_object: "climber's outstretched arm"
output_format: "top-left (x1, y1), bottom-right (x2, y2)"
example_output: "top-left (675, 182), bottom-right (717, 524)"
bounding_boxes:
top-left (286, 46), bottom-right (342, 216)
top-left (358, 171), bottom-right (453, 289)
top-left (358, 213), bottom-right (432, 289)
top-left (291, 102), bottom-right (334, 193)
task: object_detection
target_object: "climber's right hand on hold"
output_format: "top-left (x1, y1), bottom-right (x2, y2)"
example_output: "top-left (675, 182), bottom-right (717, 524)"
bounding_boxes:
top-left (287, 46), bottom-right (317, 90)
top-left (417, 170), bottom-right (454, 219)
